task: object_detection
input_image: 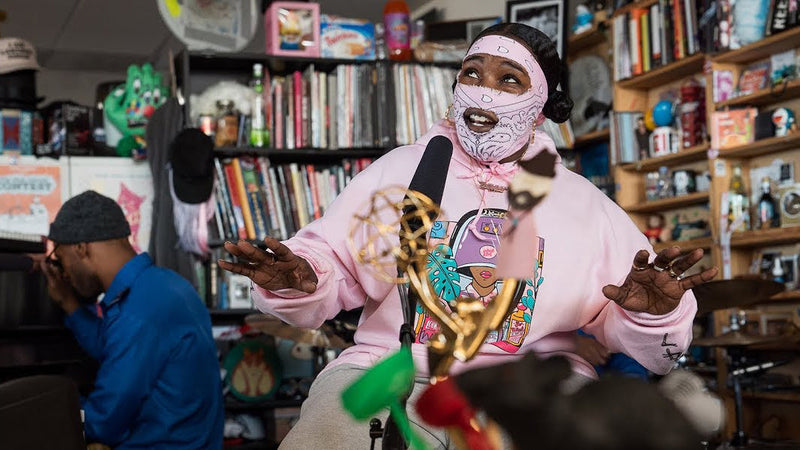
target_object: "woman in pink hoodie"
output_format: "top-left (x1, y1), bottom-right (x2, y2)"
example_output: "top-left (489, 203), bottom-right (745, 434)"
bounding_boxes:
top-left (220, 23), bottom-right (717, 449)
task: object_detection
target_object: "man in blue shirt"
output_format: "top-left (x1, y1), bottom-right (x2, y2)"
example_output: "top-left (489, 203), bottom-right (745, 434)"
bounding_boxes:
top-left (41, 190), bottom-right (224, 449)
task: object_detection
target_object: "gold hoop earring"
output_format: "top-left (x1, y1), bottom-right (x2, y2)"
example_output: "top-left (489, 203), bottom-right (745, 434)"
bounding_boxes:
top-left (444, 103), bottom-right (453, 122)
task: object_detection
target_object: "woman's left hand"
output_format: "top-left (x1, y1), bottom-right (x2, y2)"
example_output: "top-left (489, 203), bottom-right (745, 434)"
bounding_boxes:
top-left (602, 247), bottom-right (719, 316)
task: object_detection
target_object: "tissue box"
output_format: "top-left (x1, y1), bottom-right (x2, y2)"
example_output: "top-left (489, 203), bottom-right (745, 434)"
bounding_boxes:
top-left (320, 15), bottom-right (375, 60)
top-left (265, 1), bottom-right (320, 57)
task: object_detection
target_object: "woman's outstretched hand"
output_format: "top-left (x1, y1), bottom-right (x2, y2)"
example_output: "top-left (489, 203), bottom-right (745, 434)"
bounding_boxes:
top-left (602, 247), bottom-right (718, 316)
top-left (218, 237), bottom-right (318, 294)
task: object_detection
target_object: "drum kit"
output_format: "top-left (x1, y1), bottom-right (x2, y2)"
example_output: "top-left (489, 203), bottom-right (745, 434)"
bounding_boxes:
top-left (240, 278), bottom-right (798, 448)
top-left (690, 278), bottom-right (800, 448)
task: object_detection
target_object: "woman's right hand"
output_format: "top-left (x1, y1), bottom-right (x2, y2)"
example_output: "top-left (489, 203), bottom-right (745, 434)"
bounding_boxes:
top-left (219, 238), bottom-right (318, 294)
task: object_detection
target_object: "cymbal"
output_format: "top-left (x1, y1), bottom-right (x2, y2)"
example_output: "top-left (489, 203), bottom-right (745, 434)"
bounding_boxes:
top-left (692, 331), bottom-right (783, 347)
top-left (245, 314), bottom-right (351, 349)
top-left (692, 279), bottom-right (785, 315)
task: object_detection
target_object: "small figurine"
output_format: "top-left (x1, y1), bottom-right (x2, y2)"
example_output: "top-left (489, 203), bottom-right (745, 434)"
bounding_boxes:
top-left (635, 117), bottom-right (651, 161)
top-left (772, 108), bottom-right (797, 137)
top-left (573, 4), bottom-right (594, 34)
top-left (644, 214), bottom-right (667, 244)
top-left (649, 100), bottom-right (679, 157)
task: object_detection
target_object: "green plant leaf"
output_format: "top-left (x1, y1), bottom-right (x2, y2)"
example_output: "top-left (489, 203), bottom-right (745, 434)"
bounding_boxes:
top-left (426, 244), bottom-right (461, 302)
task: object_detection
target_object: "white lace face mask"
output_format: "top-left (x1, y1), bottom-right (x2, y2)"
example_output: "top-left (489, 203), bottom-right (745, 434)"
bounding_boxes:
top-left (452, 35), bottom-right (549, 163)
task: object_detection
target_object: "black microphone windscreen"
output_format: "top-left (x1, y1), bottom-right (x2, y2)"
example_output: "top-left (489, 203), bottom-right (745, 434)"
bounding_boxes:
top-left (407, 135), bottom-right (453, 207)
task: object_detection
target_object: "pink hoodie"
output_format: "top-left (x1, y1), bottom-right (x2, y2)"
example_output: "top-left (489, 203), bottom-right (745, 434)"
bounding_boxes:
top-left (252, 120), bottom-right (697, 379)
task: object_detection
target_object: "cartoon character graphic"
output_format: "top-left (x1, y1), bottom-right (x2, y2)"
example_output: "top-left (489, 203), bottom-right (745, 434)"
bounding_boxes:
top-left (230, 347), bottom-right (276, 398)
top-left (104, 63), bottom-right (168, 157)
top-left (414, 208), bottom-right (546, 353)
top-left (116, 183), bottom-right (144, 253)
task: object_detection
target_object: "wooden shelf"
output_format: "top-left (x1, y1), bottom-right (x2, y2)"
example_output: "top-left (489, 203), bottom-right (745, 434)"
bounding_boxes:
top-left (187, 51), bottom-right (461, 72)
top-left (214, 147), bottom-right (387, 160)
top-left (620, 143), bottom-right (710, 171)
top-left (770, 291), bottom-right (800, 301)
top-left (712, 28), bottom-right (800, 64)
top-left (730, 226), bottom-right (800, 248)
top-left (625, 192), bottom-right (710, 213)
top-left (225, 398), bottom-right (304, 411)
top-left (568, 23), bottom-right (607, 54)
top-left (742, 391), bottom-right (800, 402)
top-left (613, 0), bottom-right (658, 17)
top-left (573, 128), bottom-right (611, 148)
top-left (715, 80), bottom-right (800, 109)
top-left (653, 236), bottom-right (714, 252)
top-left (716, 133), bottom-right (800, 159)
top-left (618, 53), bottom-right (706, 90)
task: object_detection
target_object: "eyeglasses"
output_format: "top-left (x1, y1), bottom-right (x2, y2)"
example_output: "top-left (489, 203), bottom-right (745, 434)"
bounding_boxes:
top-left (45, 244), bottom-right (63, 273)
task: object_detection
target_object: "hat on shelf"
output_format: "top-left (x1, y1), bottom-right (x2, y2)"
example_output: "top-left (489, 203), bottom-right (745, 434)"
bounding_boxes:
top-left (169, 128), bottom-right (215, 204)
top-left (0, 38), bottom-right (42, 109)
top-left (0, 38), bottom-right (40, 74)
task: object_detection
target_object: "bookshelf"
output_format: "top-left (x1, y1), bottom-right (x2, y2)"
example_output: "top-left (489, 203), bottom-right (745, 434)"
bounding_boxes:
top-left (617, 53), bottom-right (706, 90)
top-left (620, 143), bottom-right (710, 171)
top-left (175, 50), bottom-right (460, 313)
top-left (611, 7), bottom-right (800, 439)
top-left (653, 235), bottom-right (714, 252)
top-left (711, 28), bottom-right (800, 64)
top-left (624, 191), bottom-right (710, 213)
top-left (573, 128), bottom-right (611, 148)
top-left (214, 147), bottom-right (388, 160)
top-left (567, 22), bottom-right (608, 54)
top-left (716, 134), bottom-right (800, 159)
top-left (715, 80), bottom-right (800, 108)
top-left (729, 227), bottom-right (800, 248)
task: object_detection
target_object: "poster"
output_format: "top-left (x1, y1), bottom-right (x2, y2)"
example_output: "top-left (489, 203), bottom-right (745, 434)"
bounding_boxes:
top-left (68, 157), bottom-right (153, 252)
top-left (0, 156), bottom-right (65, 237)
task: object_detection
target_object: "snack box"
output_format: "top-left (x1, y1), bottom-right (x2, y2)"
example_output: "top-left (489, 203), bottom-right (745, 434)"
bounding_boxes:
top-left (320, 15), bottom-right (375, 60)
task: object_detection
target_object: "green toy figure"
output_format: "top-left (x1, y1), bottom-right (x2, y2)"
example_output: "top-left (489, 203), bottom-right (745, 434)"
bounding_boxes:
top-left (104, 63), bottom-right (168, 158)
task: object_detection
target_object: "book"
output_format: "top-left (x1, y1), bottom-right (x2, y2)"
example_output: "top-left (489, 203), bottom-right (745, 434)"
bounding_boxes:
top-left (710, 108), bottom-right (757, 149)
top-left (223, 162), bottom-right (247, 240)
top-left (231, 158), bottom-right (256, 240)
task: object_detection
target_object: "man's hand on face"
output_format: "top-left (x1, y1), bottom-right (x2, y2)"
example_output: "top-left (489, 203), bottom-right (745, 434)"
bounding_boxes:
top-left (40, 260), bottom-right (81, 315)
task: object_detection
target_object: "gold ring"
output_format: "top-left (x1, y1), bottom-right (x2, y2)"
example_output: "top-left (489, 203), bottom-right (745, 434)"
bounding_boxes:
top-left (669, 267), bottom-right (680, 278)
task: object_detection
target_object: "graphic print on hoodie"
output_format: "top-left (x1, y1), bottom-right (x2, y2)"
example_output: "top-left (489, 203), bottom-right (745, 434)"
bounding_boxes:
top-left (415, 208), bottom-right (546, 353)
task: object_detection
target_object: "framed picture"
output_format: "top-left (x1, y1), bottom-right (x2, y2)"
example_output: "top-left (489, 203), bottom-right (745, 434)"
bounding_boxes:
top-left (781, 253), bottom-right (798, 291)
top-left (264, 1), bottom-right (320, 57)
top-left (506, 0), bottom-right (567, 59)
top-left (466, 17), bottom-right (502, 43)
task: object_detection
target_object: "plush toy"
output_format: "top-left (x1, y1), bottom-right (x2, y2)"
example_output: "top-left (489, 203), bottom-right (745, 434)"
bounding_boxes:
top-left (104, 63), bottom-right (168, 158)
top-left (644, 213), bottom-right (668, 244)
top-left (772, 108), bottom-right (797, 137)
top-left (573, 5), bottom-right (594, 34)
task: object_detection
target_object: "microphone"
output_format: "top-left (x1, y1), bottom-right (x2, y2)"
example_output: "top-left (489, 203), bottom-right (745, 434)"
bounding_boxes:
top-left (384, 136), bottom-right (453, 450)
top-left (402, 135), bottom-right (453, 217)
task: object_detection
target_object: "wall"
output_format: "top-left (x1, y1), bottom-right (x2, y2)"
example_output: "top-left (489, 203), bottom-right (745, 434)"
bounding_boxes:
top-left (411, 0), bottom-right (579, 35)
top-left (37, 68), bottom-right (125, 107)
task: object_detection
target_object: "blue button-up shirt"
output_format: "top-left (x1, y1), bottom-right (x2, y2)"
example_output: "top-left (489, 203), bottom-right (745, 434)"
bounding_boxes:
top-left (65, 253), bottom-right (224, 449)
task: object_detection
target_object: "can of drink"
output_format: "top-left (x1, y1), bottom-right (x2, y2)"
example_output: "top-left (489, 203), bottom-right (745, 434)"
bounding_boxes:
top-left (198, 114), bottom-right (216, 138)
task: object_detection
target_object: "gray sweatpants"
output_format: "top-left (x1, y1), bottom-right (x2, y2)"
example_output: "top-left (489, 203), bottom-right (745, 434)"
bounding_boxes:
top-left (279, 363), bottom-right (592, 450)
top-left (279, 364), bottom-right (451, 449)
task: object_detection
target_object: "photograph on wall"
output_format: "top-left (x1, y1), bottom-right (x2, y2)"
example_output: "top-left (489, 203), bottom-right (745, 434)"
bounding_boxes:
top-left (0, 156), bottom-right (67, 237)
top-left (506, 0), bottom-right (566, 58)
top-left (67, 157), bottom-right (154, 252)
